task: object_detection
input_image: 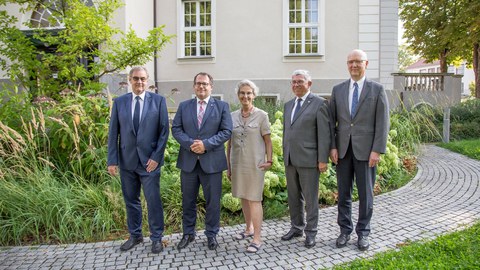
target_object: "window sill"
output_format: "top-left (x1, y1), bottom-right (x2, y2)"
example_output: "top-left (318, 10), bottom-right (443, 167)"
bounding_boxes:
top-left (177, 56), bottom-right (215, 64)
top-left (283, 54), bottom-right (325, 63)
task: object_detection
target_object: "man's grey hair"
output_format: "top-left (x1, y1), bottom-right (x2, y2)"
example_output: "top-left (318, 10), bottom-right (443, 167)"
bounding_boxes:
top-left (129, 66), bottom-right (149, 78)
top-left (349, 49), bottom-right (368, 61)
top-left (291, 69), bottom-right (312, 82)
top-left (234, 79), bottom-right (259, 96)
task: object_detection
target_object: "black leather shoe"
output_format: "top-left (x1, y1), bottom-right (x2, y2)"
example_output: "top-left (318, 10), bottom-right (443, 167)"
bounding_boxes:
top-left (120, 236), bottom-right (143, 251)
top-left (177, 234), bottom-right (195, 250)
top-left (336, 233), bottom-right (350, 248)
top-left (207, 236), bottom-right (218, 250)
top-left (281, 229), bottom-right (303, 241)
top-left (357, 235), bottom-right (369, 251)
top-left (151, 240), bottom-right (163, 254)
top-left (305, 235), bottom-right (316, 248)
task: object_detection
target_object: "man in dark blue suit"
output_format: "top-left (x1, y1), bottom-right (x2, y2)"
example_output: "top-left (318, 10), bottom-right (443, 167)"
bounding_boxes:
top-left (172, 72), bottom-right (232, 250)
top-left (107, 67), bottom-right (169, 254)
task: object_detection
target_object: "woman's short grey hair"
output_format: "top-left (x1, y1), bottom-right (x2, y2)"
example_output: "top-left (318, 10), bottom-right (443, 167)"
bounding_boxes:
top-left (291, 69), bottom-right (312, 82)
top-left (235, 79), bottom-right (259, 96)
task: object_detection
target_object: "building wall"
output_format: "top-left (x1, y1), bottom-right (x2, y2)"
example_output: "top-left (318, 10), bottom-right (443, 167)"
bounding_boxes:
top-left (155, 0), bottom-right (397, 108)
top-left (0, 1), bottom-right (399, 104)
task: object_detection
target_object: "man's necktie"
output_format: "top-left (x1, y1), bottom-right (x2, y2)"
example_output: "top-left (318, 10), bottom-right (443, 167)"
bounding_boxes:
top-left (133, 96), bottom-right (140, 132)
top-left (198, 100), bottom-right (205, 128)
top-left (351, 82), bottom-right (359, 119)
top-left (293, 98), bottom-right (302, 119)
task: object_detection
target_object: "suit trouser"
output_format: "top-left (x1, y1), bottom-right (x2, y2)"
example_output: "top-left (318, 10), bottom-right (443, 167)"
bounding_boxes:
top-left (120, 162), bottom-right (164, 241)
top-left (180, 161), bottom-right (222, 237)
top-left (285, 165), bottom-right (320, 237)
top-left (336, 142), bottom-right (376, 237)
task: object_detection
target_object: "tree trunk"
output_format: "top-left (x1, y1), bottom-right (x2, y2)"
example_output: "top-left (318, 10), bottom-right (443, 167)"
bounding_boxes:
top-left (439, 49), bottom-right (449, 73)
top-left (474, 43), bottom-right (480, 98)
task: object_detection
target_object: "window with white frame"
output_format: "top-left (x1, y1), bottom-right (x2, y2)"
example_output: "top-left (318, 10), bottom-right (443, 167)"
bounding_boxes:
top-left (180, 0), bottom-right (214, 58)
top-left (284, 0), bottom-right (324, 56)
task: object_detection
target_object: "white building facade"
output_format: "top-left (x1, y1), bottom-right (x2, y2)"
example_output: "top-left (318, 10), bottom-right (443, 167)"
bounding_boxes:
top-left (0, 0), bottom-right (399, 107)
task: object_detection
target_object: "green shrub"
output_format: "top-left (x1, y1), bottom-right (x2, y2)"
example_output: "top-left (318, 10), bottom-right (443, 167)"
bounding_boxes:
top-left (448, 99), bottom-right (480, 140)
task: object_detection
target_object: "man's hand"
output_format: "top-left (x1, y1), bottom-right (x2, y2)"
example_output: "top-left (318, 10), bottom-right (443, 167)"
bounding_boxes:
top-left (146, 159), bottom-right (159, 172)
top-left (108, 165), bottom-right (118, 176)
top-left (330, 149), bottom-right (338, 165)
top-left (318, 162), bottom-right (328, 173)
top-left (190, 139), bottom-right (206, 154)
top-left (369, 151), bottom-right (381, 167)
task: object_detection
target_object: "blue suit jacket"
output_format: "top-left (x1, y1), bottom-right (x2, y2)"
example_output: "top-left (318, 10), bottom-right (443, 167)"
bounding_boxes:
top-left (171, 98), bottom-right (232, 174)
top-left (107, 92), bottom-right (169, 171)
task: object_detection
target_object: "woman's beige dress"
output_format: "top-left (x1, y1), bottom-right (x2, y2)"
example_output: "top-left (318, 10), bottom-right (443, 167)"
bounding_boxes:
top-left (230, 108), bottom-right (270, 201)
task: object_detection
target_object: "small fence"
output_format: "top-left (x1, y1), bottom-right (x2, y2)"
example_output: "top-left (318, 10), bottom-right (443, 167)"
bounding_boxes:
top-left (390, 73), bottom-right (462, 110)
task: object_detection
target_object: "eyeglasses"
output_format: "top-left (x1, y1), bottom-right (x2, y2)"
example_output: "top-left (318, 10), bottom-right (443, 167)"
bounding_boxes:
top-left (195, 82), bottom-right (210, 87)
top-left (347, 60), bottom-right (366, 65)
top-left (131, 76), bottom-right (148, 82)
top-left (291, 80), bottom-right (306, 86)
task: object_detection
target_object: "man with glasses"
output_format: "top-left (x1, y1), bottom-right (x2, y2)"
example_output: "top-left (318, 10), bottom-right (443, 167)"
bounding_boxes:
top-left (172, 72), bottom-right (232, 251)
top-left (329, 49), bottom-right (389, 251)
top-left (107, 66), bottom-right (169, 254)
top-left (281, 70), bottom-right (331, 248)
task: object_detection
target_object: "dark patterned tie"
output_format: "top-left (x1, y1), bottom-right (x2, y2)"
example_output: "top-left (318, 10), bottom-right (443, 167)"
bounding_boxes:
top-left (133, 96), bottom-right (140, 132)
top-left (351, 82), bottom-right (359, 119)
top-left (293, 98), bottom-right (302, 118)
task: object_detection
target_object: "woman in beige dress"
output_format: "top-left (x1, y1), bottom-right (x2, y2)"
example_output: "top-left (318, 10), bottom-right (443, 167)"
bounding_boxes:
top-left (227, 79), bottom-right (273, 253)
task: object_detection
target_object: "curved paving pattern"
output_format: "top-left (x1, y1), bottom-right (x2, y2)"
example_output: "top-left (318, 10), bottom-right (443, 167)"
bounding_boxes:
top-left (1, 145), bottom-right (479, 269)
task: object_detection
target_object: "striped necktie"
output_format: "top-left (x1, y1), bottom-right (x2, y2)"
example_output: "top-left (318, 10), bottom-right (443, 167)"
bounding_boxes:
top-left (198, 100), bottom-right (205, 128)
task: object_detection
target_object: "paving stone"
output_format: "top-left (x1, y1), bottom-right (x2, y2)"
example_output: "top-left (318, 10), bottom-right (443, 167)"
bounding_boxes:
top-left (1, 146), bottom-right (479, 269)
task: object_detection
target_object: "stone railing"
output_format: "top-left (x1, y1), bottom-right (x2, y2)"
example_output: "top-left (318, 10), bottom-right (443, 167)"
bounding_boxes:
top-left (390, 73), bottom-right (462, 110)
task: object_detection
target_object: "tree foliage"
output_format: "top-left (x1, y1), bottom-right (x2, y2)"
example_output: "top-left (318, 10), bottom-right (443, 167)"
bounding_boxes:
top-left (400, 0), bottom-right (480, 98)
top-left (0, 0), bottom-right (173, 98)
top-left (397, 43), bottom-right (418, 72)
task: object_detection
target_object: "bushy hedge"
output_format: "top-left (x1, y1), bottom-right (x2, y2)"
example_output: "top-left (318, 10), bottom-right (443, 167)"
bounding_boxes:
top-left (0, 91), bottom-right (431, 245)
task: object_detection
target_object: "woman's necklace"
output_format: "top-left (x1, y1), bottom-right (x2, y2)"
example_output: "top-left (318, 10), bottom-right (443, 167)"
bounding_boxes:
top-left (241, 106), bottom-right (254, 118)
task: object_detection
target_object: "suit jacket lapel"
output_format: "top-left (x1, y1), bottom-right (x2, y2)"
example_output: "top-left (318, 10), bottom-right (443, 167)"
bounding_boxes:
top-left (200, 98), bottom-right (215, 129)
top-left (124, 93), bottom-right (135, 134)
top-left (189, 99), bottom-right (199, 130)
top-left (340, 81), bottom-right (351, 118)
top-left (355, 80), bottom-right (370, 113)
top-left (140, 92), bottom-right (151, 125)
top-left (285, 99), bottom-right (294, 126)
top-left (291, 93), bottom-right (313, 125)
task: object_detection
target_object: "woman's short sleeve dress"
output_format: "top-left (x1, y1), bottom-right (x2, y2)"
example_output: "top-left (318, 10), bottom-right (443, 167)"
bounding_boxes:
top-left (230, 108), bottom-right (270, 201)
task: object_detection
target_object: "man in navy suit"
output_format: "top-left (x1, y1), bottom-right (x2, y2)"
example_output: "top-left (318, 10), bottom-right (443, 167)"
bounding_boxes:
top-left (329, 49), bottom-right (390, 251)
top-left (172, 72), bottom-right (232, 250)
top-left (107, 66), bottom-right (169, 254)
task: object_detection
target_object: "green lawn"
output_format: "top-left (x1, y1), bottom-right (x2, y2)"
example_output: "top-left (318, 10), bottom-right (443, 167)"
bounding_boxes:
top-left (438, 138), bottom-right (480, 160)
top-left (332, 221), bottom-right (480, 270)
top-left (331, 139), bottom-right (480, 270)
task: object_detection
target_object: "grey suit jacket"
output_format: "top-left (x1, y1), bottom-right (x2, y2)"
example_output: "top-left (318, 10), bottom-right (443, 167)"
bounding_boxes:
top-left (283, 93), bottom-right (331, 167)
top-left (107, 92), bottom-right (169, 171)
top-left (171, 98), bottom-right (232, 174)
top-left (329, 79), bottom-right (390, 161)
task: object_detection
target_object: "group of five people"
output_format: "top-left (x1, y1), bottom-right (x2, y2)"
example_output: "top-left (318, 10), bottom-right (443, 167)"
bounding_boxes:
top-left (107, 49), bottom-right (390, 254)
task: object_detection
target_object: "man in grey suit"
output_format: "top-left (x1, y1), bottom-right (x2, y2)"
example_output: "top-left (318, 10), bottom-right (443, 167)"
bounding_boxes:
top-left (281, 70), bottom-right (331, 248)
top-left (172, 72), bottom-right (232, 251)
top-left (107, 67), bottom-right (169, 254)
top-left (329, 49), bottom-right (390, 251)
